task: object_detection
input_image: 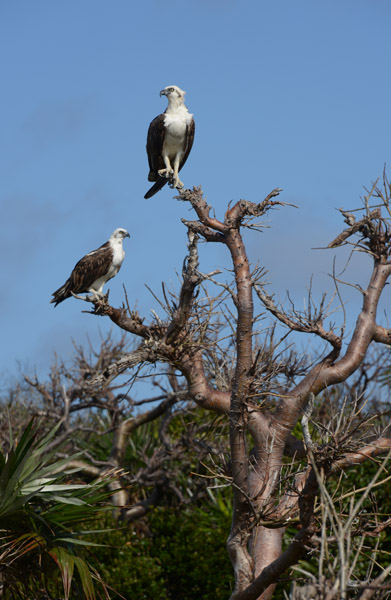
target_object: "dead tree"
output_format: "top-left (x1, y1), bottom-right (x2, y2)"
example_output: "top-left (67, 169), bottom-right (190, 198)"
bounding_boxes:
top-left (21, 172), bottom-right (391, 599)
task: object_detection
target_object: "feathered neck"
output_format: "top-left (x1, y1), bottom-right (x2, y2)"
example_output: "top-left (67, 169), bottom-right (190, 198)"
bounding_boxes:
top-left (166, 95), bottom-right (187, 113)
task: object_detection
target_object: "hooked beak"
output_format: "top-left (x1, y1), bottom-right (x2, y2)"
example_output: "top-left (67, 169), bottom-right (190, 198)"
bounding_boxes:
top-left (125, 232), bottom-right (130, 238)
top-left (160, 89), bottom-right (167, 97)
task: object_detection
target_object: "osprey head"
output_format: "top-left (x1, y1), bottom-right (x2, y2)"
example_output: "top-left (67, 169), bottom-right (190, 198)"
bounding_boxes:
top-left (111, 228), bottom-right (130, 240)
top-left (160, 85), bottom-right (186, 100)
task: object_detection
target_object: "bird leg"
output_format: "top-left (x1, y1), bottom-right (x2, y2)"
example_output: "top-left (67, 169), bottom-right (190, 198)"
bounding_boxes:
top-left (71, 292), bottom-right (95, 303)
top-left (71, 291), bottom-right (104, 303)
top-left (170, 154), bottom-right (184, 189)
top-left (158, 155), bottom-right (174, 179)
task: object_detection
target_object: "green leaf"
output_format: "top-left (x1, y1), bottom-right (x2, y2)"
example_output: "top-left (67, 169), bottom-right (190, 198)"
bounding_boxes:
top-left (73, 555), bottom-right (96, 600)
top-left (56, 537), bottom-right (107, 547)
top-left (49, 495), bottom-right (87, 506)
top-left (50, 546), bottom-right (75, 600)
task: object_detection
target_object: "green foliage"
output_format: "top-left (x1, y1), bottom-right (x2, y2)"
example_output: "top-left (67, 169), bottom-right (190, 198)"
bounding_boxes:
top-left (324, 458), bottom-right (391, 570)
top-left (276, 457), bottom-right (391, 596)
top-left (88, 492), bottom-right (233, 600)
top-left (0, 419), bottom-right (113, 599)
top-left (87, 524), bottom-right (167, 600)
top-left (150, 506), bottom-right (233, 600)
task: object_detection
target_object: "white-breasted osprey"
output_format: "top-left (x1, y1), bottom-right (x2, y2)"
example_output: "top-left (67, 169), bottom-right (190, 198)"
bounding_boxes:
top-left (50, 228), bottom-right (130, 306)
top-left (144, 85), bottom-right (195, 199)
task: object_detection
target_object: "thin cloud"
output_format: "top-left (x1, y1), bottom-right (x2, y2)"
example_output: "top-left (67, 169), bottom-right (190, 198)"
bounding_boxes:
top-left (22, 96), bottom-right (96, 149)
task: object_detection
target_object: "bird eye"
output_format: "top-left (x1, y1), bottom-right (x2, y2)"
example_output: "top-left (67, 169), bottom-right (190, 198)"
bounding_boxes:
top-left (168, 87), bottom-right (174, 92)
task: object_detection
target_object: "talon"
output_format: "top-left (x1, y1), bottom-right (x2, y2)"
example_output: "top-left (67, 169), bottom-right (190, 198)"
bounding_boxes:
top-left (71, 292), bottom-right (94, 303)
top-left (158, 168), bottom-right (174, 179)
top-left (171, 177), bottom-right (184, 189)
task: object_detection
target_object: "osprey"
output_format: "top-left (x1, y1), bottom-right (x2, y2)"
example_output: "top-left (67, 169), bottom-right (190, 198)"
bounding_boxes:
top-left (144, 85), bottom-right (195, 199)
top-left (50, 228), bottom-right (130, 306)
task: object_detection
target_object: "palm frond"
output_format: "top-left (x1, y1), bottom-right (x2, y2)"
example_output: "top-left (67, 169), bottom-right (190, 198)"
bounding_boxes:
top-left (0, 418), bottom-right (115, 599)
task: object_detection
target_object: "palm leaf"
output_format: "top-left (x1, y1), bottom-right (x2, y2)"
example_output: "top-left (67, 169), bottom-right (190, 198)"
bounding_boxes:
top-left (73, 555), bottom-right (96, 600)
top-left (0, 418), bottom-right (115, 599)
top-left (50, 546), bottom-right (75, 600)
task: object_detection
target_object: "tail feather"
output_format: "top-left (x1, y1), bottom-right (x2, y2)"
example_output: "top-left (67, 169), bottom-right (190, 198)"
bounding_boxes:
top-left (50, 282), bottom-right (70, 307)
top-left (144, 177), bottom-right (167, 199)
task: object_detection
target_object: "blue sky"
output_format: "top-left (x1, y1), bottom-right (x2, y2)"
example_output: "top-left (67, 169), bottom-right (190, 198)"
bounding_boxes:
top-left (1, 0), bottom-right (390, 391)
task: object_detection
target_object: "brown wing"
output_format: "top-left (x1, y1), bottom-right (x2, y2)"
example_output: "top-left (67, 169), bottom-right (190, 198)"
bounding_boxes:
top-left (69, 243), bottom-right (112, 293)
top-left (179, 117), bottom-right (195, 172)
top-left (51, 243), bottom-right (112, 306)
top-left (146, 113), bottom-right (166, 180)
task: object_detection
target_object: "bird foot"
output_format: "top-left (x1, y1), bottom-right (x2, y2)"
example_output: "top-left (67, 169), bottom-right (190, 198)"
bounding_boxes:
top-left (158, 168), bottom-right (174, 179)
top-left (71, 292), bottom-right (95, 303)
top-left (71, 291), bottom-right (104, 303)
top-left (169, 176), bottom-right (184, 189)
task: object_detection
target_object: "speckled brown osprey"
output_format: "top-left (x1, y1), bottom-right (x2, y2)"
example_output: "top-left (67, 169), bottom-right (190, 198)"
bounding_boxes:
top-left (145, 85), bottom-right (195, 199)
top-left (50, 228), bottom-right (130, 306)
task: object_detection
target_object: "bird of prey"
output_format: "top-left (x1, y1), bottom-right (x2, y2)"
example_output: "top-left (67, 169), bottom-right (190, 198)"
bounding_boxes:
top-left (50, 228), bottom-right (130, 306)
top-left (144, 85), bottom-right (195, 199)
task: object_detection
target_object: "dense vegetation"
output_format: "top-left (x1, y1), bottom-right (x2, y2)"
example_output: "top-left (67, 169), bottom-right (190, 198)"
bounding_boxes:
top-left (1, 384), bottom-right (391, 599)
